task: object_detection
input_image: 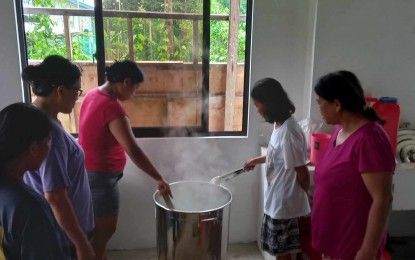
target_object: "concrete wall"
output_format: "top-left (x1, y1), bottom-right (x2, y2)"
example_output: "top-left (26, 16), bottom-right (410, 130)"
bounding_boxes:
top-left (310, 0), bottom-right (415, 127)
top-left (253, 0), bottom-right (317, 145)
top-left (0, 0), bottom-right (22, 108)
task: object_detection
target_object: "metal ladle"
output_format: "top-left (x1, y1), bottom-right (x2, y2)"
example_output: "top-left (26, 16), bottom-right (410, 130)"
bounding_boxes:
top-left (210, 168), bottom-right (246, 185)
top-left (162, 194), bottom-right (175, 209)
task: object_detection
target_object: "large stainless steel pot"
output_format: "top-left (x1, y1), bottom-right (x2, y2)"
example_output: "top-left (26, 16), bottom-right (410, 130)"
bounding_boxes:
top-left (154, 181), bottom-right (232, 260)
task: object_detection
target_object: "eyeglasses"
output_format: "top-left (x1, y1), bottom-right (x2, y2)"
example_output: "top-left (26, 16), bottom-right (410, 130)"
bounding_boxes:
top-left (75, 88), bottom-right (84, 97)
top-left (72, 88), bottom-right (83, 97)
top-left (57, 85), bottom-right (83, 97)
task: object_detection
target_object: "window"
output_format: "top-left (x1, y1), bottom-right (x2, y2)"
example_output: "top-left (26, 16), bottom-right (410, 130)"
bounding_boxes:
top-left (16, 0), bottom-right (252, 137)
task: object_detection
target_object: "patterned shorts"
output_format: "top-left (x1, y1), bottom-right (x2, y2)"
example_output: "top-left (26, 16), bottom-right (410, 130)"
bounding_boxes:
top-left (260, 214), bottom-right (302, 256)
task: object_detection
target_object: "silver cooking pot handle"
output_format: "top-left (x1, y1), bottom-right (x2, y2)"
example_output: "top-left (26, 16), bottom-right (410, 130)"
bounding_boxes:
top-left (201, 217), bottom-right (218, 222)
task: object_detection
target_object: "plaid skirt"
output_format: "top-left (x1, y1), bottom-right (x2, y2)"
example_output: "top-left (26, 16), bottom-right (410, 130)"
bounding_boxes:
top-left (260, 214), bottom-right (302, 256)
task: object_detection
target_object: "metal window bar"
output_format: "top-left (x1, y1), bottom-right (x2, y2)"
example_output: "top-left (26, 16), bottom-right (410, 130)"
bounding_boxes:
top-left (23, 7), bottom-right (246, 65)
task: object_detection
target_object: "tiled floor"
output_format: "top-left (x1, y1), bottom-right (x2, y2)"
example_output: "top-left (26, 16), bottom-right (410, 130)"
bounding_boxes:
top-left (107, 237), bottom-right (415, 260)
top-left (107, 242), bottom-right (263, 260)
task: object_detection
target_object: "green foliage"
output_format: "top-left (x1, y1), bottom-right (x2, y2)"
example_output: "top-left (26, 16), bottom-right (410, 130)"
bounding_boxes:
top-left (72, 29), bottom-right (95, 60)
top-left (25, 0), bottom-right (248, 63)
top-left (104, 17), bottom-right (129, 60)
top-left (237, 21), bottom-right (247, 62)
top-left (26, 0), bottom-right (65, 59)
top-left (210, 20), bottom-right (229, 62)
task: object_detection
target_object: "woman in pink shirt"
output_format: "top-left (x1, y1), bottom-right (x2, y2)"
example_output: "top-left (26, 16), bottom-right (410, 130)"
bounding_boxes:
top-left (78, 60), bottom-right (171, 260)
top-left (311, 71), bottom-right (395, 260)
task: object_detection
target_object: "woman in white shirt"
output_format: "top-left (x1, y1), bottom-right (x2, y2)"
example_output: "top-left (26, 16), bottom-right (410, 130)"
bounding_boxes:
top-left (244, 78), bottom-right (310, 260)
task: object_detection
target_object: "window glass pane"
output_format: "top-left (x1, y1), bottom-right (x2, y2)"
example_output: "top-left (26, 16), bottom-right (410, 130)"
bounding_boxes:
top-left (209, 0), bottom-right (247, 132)
top-left (22, 0), bottom-right (98, 134)
top-left (102, 0), bottom-right (204, 129)
top-left (20, 0), bottom-right (250, 135)
top-left (103, 0), bottom-right (164, 12)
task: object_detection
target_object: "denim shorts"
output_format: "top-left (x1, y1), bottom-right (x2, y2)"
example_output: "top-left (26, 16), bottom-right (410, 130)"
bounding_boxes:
top-left (88, 172), bottom-right (123, 217)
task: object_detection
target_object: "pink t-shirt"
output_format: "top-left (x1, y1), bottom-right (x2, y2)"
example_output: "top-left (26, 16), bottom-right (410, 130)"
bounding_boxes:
top-left (78, 88), bottom-right (127, 173)
top-left (312, 122), bottom-right (395, 259)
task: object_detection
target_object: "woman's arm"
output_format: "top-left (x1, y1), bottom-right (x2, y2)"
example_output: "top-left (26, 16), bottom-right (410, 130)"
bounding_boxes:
top-left (45, 188), bottom-right (95, 260)
top-left (294, 165), bottom-right (310, 192)
top-left (355, 172), bottom-right (393, 260)
top-left (108, 116), bottom-right (171, 196)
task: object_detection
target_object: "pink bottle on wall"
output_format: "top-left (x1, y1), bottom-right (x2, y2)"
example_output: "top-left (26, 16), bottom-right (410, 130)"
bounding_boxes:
top-left (310, 132), bottom-right (331, 166)
top-left (372, 97), bottom-right (400, 153)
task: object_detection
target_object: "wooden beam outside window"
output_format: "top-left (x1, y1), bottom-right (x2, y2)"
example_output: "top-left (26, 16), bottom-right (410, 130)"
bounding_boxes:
top-left (224, 0), bottom-right (240, 131)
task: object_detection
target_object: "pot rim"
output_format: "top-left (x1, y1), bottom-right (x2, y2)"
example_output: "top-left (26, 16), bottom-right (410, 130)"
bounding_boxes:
top-left (153, 180), bottom-right (232, 213)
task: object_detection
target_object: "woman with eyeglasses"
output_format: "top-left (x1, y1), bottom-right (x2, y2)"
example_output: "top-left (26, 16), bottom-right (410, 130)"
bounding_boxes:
top-left (22, 55), bottom-right (95, 260)
top-left (0, 103), bottom-right (70, 259)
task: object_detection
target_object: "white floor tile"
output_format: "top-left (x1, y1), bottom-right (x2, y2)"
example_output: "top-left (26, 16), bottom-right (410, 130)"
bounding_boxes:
top-left (107, 242), bottom-right (263, 260)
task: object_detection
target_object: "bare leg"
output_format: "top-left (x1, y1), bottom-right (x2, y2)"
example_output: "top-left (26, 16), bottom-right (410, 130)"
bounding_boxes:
top-left (91, 214), bottom-right (118, 260)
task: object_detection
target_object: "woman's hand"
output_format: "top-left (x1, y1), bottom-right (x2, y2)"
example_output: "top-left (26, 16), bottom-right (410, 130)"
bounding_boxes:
top-left (157, 179), bottom-right (172, 198)
top-left (243, 156), bottom-right (266, 171)
top-left (243, 158), bottom-right (257, 171)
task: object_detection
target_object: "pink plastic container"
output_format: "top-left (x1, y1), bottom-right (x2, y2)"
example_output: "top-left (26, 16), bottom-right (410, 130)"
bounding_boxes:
top-left (310, 132), bottom-right (331, 165)
top-left (373, 97), bottom-right (400, 153)
top-left (366, 97), bottom-right (400, 153)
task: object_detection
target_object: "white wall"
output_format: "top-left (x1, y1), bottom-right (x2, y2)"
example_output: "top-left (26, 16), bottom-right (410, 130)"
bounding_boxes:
top-left (311, 0), bottom-right (415, 127)
top-left (0, 0), bottom-right (22, 108)
top-left (253, 0), bottom-right (317, 145)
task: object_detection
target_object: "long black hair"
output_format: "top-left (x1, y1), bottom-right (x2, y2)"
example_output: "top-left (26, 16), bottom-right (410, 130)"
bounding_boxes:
top-left (105, 60), bottom-right (144, 84)
top-left (251, 77), bottom-right (295, 124)
top-left (314, 70), bottom-right (384, 123)
top-left (21, 55), bottom-right (81, 97)
top-left (0, 103), bottom-right (52, 172)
